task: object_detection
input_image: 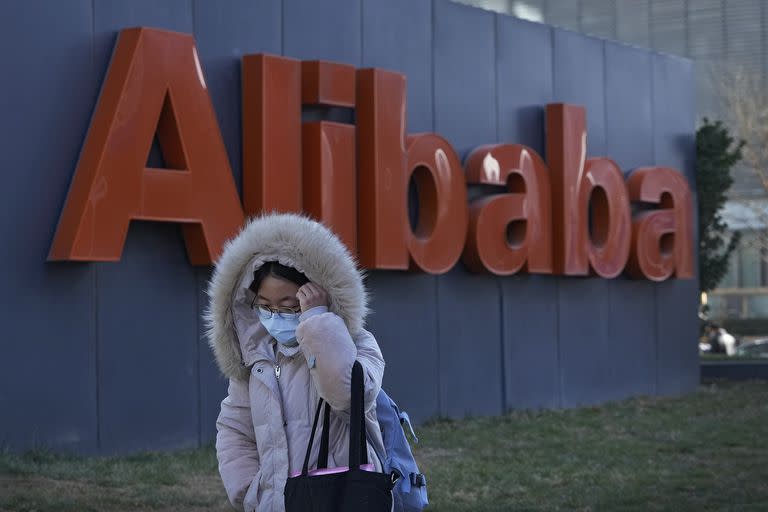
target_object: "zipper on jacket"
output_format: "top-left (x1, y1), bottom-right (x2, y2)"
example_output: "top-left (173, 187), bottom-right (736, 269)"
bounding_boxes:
top-left (274, 361), bottom-right (287, 427)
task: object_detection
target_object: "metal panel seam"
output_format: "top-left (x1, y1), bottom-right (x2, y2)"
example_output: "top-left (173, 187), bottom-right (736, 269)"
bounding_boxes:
top-left (430, 0), bottom-right (442, 418)
top-left (650, 52), bottom-right (660, 396)
top-left (95, 265), bottom-right (101, 450)
top-left (497, 277), bottom-right (507, 412)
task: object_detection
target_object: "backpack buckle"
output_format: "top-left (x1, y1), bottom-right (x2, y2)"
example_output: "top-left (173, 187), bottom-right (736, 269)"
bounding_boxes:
top-left (410, 473), bottom-right (426, 488)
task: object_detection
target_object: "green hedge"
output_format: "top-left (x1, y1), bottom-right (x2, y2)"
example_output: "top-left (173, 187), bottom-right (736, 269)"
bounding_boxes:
top-left (720, 318), bottom-right (768, 337)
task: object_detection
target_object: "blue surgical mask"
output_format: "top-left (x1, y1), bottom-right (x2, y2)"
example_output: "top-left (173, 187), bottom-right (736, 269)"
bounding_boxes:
top-left (258, 310), bottom-right (300, 347)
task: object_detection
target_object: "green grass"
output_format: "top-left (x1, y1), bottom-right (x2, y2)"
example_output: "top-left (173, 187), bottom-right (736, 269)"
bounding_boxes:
top-left (0, 446), bottom-right (226, 511)
top-left (2, 380), bottom-right (767, 511)
top-left (416, 380), bottom-right (768, 511)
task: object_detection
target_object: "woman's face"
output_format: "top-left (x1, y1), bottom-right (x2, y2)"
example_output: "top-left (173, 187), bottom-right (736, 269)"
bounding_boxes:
top-left (256, 275), bottom-right (301, 310)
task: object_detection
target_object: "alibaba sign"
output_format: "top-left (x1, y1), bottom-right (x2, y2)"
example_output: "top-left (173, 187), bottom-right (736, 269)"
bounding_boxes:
top-left (49, 28), bottom-right (693, 281)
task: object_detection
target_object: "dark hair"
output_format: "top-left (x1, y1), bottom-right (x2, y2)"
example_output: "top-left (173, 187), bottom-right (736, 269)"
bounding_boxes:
top-left (248, 261), bottom-right (309, 296)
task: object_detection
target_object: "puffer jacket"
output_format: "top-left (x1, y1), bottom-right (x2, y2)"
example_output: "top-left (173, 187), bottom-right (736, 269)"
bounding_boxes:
top-left (205, 213), bottom-right (387, 512)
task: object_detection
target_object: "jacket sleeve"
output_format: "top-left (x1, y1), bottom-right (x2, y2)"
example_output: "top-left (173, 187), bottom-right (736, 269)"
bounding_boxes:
top-left (215, 377), bottom-right (260, 511)
top-left (296, 312), bottom-right (384, 415)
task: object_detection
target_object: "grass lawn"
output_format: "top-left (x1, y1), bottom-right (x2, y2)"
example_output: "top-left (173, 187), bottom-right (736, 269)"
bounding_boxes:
top-left (1, 380), bottom-right (767, 511)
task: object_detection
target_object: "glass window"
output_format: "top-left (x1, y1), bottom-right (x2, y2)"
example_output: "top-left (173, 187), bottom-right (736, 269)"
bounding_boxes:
top-left (726, 296), bottom-right (745, 319)
top-left (739, 232), bottom-right (762, 288)
top-left (617, 0), bottom-right (650, 48)
top-left (650, 0), bottom-right (686, 56)
top-left (748, 295), bottom-right (768, 318)
top-left (719, 249), bottom-right (739, 288)
top-left (707, 295), bottom-right (727, 318)
top-left (688, 0), bottom-right (724, 59)
top-left (581, 0), bottom-right (616, 39)
top-left (708, 295), bottom-right (745, 319)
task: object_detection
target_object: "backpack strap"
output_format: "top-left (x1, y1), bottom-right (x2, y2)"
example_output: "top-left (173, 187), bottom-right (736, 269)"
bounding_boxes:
top-left (399, 411), bottom-right (419, 444)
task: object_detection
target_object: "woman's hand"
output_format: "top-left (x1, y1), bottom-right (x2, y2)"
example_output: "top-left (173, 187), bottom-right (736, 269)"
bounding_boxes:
top-left (296, 282), bottom-right (329, 313)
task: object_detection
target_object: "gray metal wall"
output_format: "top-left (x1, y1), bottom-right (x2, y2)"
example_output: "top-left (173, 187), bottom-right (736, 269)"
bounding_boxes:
top-left (0, 0), bottom-right (698, 455)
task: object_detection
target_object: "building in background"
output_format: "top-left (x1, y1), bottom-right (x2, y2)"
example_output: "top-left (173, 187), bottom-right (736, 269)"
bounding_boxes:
top-left (455, 0), bottom-right (768, 320)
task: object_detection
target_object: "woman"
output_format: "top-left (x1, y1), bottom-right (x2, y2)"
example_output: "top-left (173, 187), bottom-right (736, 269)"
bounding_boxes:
top-left (205, 213), bottom-right (386, 512)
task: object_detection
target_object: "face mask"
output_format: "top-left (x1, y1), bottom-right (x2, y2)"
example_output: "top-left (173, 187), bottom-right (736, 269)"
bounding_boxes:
top-left (258, 310), bottom-right (300, 347)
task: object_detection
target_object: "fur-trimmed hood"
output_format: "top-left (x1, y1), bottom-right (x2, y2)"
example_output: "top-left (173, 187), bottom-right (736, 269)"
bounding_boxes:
top-left (204, 213), bottom-right (368, 381)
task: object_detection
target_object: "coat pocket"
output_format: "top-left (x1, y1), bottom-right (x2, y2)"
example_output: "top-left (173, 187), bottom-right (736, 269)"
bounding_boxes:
top-left (244, 424), bottom-right (270, 511)
top-left (242, 469), bottom-right (264, 512)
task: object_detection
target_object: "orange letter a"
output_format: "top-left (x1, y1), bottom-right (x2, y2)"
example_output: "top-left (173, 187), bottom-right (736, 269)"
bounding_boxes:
top-left (48, 28), bottom-right (244, 265)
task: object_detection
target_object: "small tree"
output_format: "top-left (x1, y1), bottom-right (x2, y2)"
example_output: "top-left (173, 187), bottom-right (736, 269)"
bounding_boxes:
top-left (718, 69), bottom-right (768, 190)
top-left (697, 119), bottom-right (743, 293)
top-left (717, 68), bottom-right (768, 261)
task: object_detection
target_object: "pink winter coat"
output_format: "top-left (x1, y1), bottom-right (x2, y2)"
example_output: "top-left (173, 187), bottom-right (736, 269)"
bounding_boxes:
top-left (205, 214), bottom-right (387, 512)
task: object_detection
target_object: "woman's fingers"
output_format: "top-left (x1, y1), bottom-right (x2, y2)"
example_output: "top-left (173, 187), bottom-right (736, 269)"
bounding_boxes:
top-left (310, 283), bottom-right (324, 297)
top-left (300, 282), bottom-right (323, 297)
top-left (297, 284), bottom-right (311, 298)
top-left (297, 282), bottom-right (329, 312)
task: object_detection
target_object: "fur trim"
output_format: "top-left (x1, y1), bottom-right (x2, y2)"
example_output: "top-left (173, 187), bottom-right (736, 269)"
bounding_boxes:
top-left (204, 213), bottom-right (369, 381)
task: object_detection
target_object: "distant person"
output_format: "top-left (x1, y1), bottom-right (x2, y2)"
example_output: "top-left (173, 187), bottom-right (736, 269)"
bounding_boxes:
top-left (706, 323), bottom-right (737, 356)
top-left (703, 323), bottom-right (722, 354)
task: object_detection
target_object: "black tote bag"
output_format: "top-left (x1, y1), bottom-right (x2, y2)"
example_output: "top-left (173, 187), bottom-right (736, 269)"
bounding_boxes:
top-left (284, 360), bottom-right (394, 512)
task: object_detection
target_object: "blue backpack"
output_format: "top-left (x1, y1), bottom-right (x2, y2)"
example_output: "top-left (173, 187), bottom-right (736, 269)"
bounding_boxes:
top-left (375, 389), bottom-right (428, 511)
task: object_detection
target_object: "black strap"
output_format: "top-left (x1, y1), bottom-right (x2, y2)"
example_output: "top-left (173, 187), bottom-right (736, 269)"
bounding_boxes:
top-left (348, 360), bottom-right (368, 468)
top-left (317, 401), bottom-right (331, 469)
top-left (300, 361), bottom-right (368, 475)
top-left (301, 397), bottom-right (326, 476)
